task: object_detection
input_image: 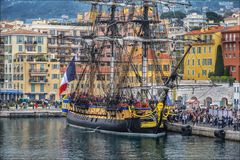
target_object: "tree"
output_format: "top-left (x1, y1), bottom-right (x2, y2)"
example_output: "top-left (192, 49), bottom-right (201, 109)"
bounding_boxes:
top-left (224, 66), bottom-right (230, 76)
top-left (208, 72), bottom-right (215, 78)
top-left (224, 11), bottom-right (233, 18)
top-left (191, 26), bottom-right (202, 31)
top-left (214, 45), bottom-right (224, 76)
top-left (206, 12), bottom-right (223, 23)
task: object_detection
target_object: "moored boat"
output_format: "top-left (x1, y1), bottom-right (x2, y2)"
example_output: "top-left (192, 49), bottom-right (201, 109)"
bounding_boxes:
top-left (59, 0), bottom-right (192, 137)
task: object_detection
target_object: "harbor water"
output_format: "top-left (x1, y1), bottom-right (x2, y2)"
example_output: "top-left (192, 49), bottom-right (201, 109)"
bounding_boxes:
top-left (0, 118), bottom-right (239, 160)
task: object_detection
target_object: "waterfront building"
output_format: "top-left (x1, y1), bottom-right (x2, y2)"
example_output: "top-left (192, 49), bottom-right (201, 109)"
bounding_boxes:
top-left (0, 9), bottom-right (172, 99)
top-left (24, 24), bottom-right (93, 96)
top-left (125, 51), bottom-right (172, 88)
top-left (176, 80), bottom-right (234, 108)
top-left (233, 82), bottom-right (240, 110)
top-left (24, 24), bottom-right (92, 61)
top-left (224, 12), bottom-right (240, 27)
top-left (221, 25), bottom-right (240, 82)
top-left (183, 13), bottom-right (207, 32)
top-left (168, 25), bottom-right (185, 54)
top-left (168, 24), bottom-right (185, 73)
top-left (1, 29), bottom-right (61, 101)
top-left (183, 26), bottom-right (224, 80)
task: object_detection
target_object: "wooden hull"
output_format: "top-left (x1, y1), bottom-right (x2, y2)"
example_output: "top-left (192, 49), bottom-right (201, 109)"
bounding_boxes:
top-left (67, 111), bottom-right (165, 134)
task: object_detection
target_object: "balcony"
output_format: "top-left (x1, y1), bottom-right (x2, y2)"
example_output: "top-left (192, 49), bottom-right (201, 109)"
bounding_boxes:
top-left (222, 37), bottom-right (239, 42)
top-left (29, 79), bottom-right (48, 83)
top-left (24, 41), bottom-right (37, 46)
top-left (29, 69), bottom-right (48, 76)
top-left (191, 39), bottom-right (215, 45)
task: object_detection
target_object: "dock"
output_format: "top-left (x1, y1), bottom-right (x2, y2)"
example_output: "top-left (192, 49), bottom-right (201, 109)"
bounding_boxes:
top-left (0, 109), bottom-right (64, 118)
top-left (166, 122), bottom-right (240, 141)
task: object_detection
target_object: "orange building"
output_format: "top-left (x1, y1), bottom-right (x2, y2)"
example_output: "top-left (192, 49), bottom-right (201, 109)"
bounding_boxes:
top-left (221, 25), bottom-right (240, 82)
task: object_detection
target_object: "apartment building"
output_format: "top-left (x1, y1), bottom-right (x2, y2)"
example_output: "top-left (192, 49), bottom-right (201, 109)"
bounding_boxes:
top-left (183, 26), bottom-right (224, 80)
top-left (221, 25), bottom-right (240, 82)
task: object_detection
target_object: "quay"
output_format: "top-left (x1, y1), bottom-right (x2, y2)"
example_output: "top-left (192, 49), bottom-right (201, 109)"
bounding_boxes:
top-left (166, 122), bottom-right (240, 141)
top-left (0, 109), bottom-right (64, 118)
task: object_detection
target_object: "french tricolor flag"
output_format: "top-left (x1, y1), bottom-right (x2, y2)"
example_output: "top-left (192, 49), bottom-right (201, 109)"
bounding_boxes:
top-left (59, 57), bottom-right (76, 96)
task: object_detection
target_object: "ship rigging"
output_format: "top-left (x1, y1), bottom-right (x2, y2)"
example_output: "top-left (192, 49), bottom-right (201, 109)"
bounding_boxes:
top-left (60, 0), bottom-right (194, 137)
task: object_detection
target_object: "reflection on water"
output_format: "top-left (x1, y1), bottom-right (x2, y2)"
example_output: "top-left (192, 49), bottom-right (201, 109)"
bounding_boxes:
top-left (0, 118), bottom-right (239, 159)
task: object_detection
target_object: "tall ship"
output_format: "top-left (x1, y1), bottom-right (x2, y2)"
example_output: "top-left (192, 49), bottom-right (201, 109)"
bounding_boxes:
top-left (60, 0), bottom-right (192, 137)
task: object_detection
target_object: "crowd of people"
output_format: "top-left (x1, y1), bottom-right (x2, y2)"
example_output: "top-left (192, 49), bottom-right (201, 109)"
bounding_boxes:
top-left (14, 99), bottom-right (61, 110)
top-left (169, 107), bottom-right (240, 131)
top-left (71, 92), bottom-right (157, 108)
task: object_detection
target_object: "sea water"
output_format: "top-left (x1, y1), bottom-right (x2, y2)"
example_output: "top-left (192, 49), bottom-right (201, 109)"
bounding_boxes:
top-left (0, 118), bottom-right (239, 160)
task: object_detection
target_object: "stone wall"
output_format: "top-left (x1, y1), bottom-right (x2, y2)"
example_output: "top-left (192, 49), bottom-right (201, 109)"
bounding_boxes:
top-left (172, 80), bottom-right (234, 107)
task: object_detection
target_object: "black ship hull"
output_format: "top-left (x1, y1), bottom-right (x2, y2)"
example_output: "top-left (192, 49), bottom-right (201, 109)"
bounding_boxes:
top-left (66, 111), bottom-right (165, 136)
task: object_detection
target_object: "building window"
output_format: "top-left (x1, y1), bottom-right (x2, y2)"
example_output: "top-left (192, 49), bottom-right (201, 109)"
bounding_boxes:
top-left (204, 47), bottom-right (206, 54)
top-left (192, 59), bottom-right (194, 66)
top-left (38, 46), bottom-right (42, 53)
top-left (4, 36), bottom-right (8, 44)
top-left (232, 66), bottom-right (236, 72)
top-left (209, 35), bottom-right (212, 40)
top-left (37, 36), bottom-right (43, 44)
top-left (192, 47), bottom-right (195, 54)
top-left (73, 30), bottom-right (77, 36)
top-left (52, 64), bottom-right (59, 69)
top-left (202, 70), bottom-right (207, 76)
top-left (18, 45), bottom-right (23, 52)
top-left (225, 44), bottom-right (228, 51)
top-left (53, 84), bottom-right (58, 89)
top-left (209, 47), bottom-right (211, 53)
top-left (225, 34), bottom-right (228, 41)
top-left (229, 34), bottom-right (232, 41)
top-left (192, 70), bottom-right (194, 75)
top-left (26, 36), bottom-right (33, 43)
top-left (208, 59), bottom-right (212, 65)
top-left (50, 29), bottom-right (55, 35)
top-left (163, 65), bottom-right (169, 71)
top-left (202, 59), bottom-right (207, 66)
top-left (40, 84), bottom-right (44, 92)
top-left (198, 59), bottom-right (200, 65)
top-left (17, 36), bottom-right (24, 44)
top-left (30, 64), bottom-right (35, 70)
top-left (31, 84), bottom-right (35, 92)
top-left (233, 34), bottom-right (236, 41)
top-left (40, 64), bottom-right (44, 71)
top-left (187, 59), bottom-right (190, 65)
top-left (197, 47), bottom-right (201, 54)
top-left (52, 74), bottom-right (58, 79)
top-left (26, 46), bottom-right (34, 51)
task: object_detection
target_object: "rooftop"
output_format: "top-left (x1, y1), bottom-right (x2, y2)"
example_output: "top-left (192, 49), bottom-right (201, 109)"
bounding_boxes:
top-left (222, 25), bottom-right (240, 33)
top-left (1, 29), bottom-right (46, 36)
top-left (185, 26), bottom-right (224, 35)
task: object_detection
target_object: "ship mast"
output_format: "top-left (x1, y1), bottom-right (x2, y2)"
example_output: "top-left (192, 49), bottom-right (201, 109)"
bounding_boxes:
top-left (141, 1), bottom-right (150, 98)
top-left (67, 0), bottom-right (192, 98)
top-left (109, 3), bottom-right (117, 97)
